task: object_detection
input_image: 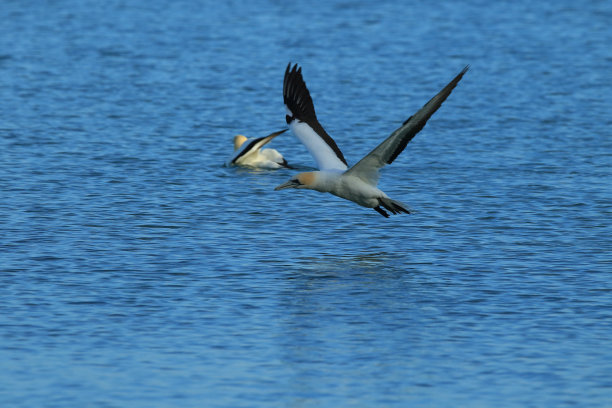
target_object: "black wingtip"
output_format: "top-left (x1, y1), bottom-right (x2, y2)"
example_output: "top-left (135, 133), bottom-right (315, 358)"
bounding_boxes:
top-left (283, 62), bottom-right (308, 113)
top-left (285, 62), bottom-right (298, 79)
top-left (456, 65), bottom-right (470, 81)
top-left (386, 65), bottom-right (469, 165)
top-left (282, 62), bottom-right (349, 167)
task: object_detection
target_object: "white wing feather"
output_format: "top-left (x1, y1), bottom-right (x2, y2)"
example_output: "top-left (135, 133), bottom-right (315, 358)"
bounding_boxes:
top-left (288, 116), bottom-right (348, 171)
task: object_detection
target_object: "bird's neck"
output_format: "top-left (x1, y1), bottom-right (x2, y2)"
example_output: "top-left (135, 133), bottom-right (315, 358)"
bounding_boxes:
top-left (307, 171), bottom-right (341, 193)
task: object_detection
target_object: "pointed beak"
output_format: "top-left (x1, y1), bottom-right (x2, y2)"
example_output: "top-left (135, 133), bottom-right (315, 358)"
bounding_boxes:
top-left (260, 129), bottom-right (289, 147)
top-left (274, 179), bottom-right (300, 191)
top-left (265, 128), bottom-right (289, 139)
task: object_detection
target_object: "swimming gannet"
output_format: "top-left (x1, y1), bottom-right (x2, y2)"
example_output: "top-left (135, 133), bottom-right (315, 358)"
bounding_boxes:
top-left (228, 129), bottom-right (291, 169)
top-left (275, 63), bottom-right (468, 217)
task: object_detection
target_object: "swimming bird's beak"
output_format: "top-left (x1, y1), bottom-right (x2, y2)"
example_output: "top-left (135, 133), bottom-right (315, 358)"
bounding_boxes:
top-left (274, 179), bottom-right (300, 190)
top-left (265, 128), bottom-right (289, 139)
top-left (259, 129), bottom-right (289, 148)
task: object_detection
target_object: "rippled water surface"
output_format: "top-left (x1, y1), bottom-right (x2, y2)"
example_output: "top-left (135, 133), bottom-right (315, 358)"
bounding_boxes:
top-left (1, 0), bottom-right (611, 407)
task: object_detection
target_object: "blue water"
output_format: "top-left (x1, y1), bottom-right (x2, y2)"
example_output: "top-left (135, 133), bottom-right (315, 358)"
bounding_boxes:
top-left (1, 0), bottom-right (611, 407)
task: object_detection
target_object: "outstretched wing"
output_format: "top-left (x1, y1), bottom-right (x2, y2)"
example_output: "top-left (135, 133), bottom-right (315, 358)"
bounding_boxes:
top-left (283, 63), bottom-right (348, 171)
top-left (346, 66), bottom-right (469, 185)
top-left (230, 129), bottom-right (288, 164)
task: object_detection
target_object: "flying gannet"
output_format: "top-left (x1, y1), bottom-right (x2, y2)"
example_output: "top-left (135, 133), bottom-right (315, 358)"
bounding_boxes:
top-left (228, 129), bottom-right (291, 169)
top-left (275, 63), bottom-right (468, 217)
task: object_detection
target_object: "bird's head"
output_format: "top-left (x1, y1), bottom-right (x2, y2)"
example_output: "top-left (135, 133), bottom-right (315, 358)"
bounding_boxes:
top-left (233, 135), bottom-right (247, 151)
top-left (274, 172), bottom-right (317, 191)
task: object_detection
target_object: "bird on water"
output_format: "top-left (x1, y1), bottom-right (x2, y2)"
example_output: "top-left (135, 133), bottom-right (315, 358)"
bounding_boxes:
top-left (227, 129), bottom-right (291, 169)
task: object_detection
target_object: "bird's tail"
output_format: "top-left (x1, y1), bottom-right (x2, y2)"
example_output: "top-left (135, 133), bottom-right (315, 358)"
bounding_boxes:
top-left (279, 158), bottom-right (294, 169)
top-left (374, 197), bottom-right (411, 217)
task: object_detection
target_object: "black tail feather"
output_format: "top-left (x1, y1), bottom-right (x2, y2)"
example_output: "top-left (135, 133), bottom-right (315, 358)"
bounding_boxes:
top-left (378, 198), bottom-right (411, 216)
top-left (374, 206), bottom-right (390, 218)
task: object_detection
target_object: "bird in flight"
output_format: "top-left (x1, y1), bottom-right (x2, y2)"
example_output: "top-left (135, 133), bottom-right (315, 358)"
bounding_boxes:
top-left (275, 63), bottom-right (468, 217)
top-left (227, 129), bottom-right (291, 169)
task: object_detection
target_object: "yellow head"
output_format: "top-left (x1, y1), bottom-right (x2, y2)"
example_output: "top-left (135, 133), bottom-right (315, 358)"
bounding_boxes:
top-left (233, 135), bottom-right (248, 151)
top-left (274, 172), bottom-right (318, 191)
